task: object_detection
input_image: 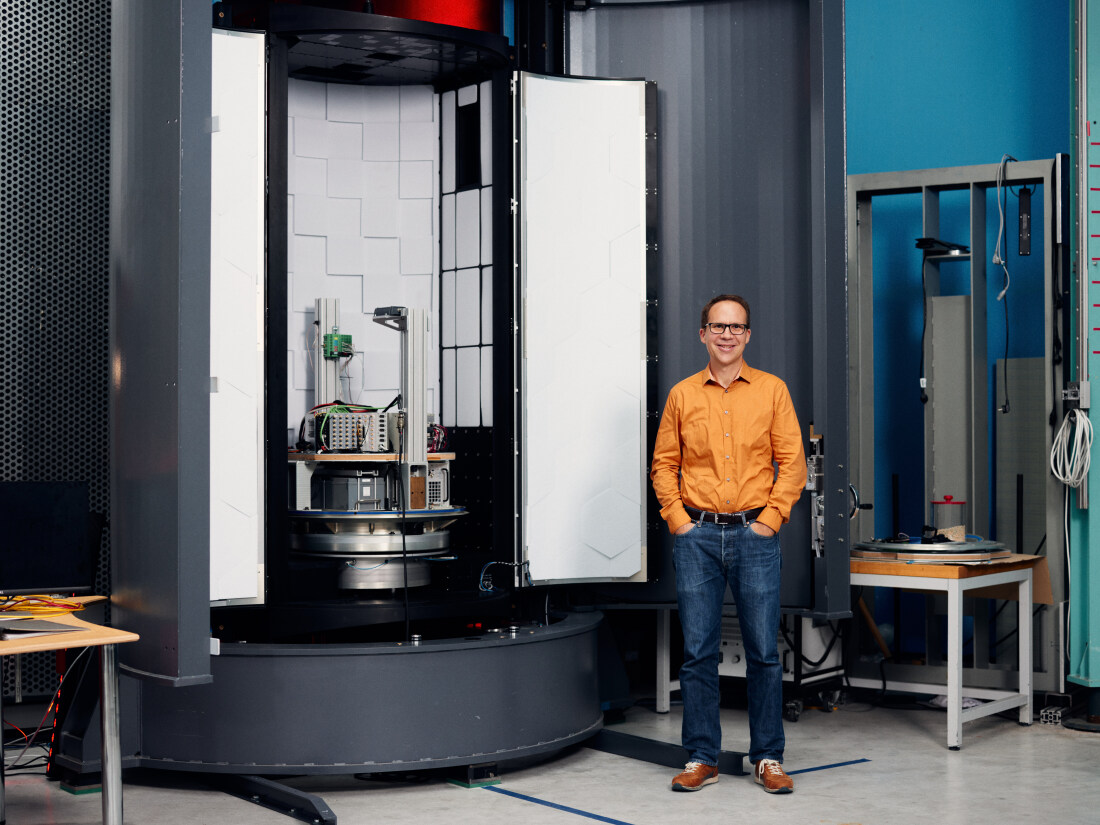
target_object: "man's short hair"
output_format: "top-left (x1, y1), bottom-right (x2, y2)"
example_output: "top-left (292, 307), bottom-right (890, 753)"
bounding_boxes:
top-left (700, 294), bottom-right (751, 331)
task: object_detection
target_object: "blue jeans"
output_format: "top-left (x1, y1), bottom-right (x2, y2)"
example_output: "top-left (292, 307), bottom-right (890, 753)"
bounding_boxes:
top-left (673, 520), bottom-right (784, 765)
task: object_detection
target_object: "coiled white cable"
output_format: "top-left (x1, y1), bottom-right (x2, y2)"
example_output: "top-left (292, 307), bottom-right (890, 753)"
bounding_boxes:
top-left (1050, 409), bottom-right (1093, 487)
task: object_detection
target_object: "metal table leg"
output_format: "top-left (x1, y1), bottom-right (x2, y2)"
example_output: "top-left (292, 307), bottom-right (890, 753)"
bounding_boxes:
top-left (1018, 572), bottom-right (1033, 725)
top-left (946, 579), bottom-right (963, 750)
top-left (1, 662), bottom-right (6, 825)
top-left (99, 644), bottom-right (122, 825)
top-left (656, 609), bottom-right (671, 713)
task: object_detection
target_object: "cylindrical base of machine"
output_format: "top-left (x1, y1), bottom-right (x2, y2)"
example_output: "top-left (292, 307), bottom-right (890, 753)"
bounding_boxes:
top-left (337, 558), bottom-right (430, 589)
top-left (132, 611), bottom-right (603, 774)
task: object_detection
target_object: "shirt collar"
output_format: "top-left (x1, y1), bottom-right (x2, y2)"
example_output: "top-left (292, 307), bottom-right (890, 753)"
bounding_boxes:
top-left (702, 361), bottom-right (753, 387)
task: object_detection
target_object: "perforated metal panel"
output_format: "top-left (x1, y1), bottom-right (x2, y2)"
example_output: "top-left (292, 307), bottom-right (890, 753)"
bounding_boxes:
top-left (1, 2), bottom-right (111, 698)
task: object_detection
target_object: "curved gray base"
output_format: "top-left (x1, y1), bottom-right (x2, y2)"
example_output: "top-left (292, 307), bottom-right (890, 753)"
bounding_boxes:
top-left (136, 611), bottom-right (603, 774)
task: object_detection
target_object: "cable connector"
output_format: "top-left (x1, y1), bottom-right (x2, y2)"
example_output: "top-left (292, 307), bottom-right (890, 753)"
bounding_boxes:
top-left (396, 410), bottom-right (407, 432)
top-left (1063, 381), bottom-right (1091, 411)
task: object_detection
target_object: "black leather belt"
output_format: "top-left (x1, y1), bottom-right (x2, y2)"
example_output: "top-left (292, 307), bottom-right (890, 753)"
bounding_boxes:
top-left (685, 506), bottom-right (764, 526)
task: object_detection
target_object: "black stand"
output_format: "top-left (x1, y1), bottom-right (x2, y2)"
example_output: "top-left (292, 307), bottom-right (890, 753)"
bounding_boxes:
top-left (587, 729), bottom-right (747, 776)
top-left (211, 775), bottom-right (337, 825)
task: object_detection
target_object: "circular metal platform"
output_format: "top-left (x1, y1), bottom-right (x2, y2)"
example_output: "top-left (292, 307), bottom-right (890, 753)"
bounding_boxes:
top-left (135, 611), bottom-right (603, 774)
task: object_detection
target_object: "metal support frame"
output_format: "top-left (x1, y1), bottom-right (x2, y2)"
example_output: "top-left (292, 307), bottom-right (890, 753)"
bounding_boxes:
top-left (847, 158), bottom-right (1068, 694)
top-left (1068, 0), bottom-right (1100, 690)
top-left (849, 565), bottom-right (1033, 749)
top-left (655, 608), bottom-right (676, 713)
top-left (373, 307), bottom-right (429, 509)
top-left (313, 299), bottom-right (341, 409)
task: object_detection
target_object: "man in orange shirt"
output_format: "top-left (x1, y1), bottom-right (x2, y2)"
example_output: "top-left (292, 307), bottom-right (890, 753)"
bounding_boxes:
top-left (651, 294), bottom-right (805, 794)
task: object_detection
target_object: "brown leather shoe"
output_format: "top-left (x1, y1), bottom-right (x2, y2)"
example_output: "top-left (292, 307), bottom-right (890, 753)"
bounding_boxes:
top-left (671, 761), bottom-right (719, 791)
top-left (753, 759), bottom-right (793, 794)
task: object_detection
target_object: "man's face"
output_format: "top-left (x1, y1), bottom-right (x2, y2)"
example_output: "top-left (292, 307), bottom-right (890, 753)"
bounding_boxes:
top-left (699, 299), bottom-right (751, 369)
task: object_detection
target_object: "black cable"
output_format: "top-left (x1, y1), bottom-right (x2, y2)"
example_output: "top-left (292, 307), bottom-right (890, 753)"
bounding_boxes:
top-left (919, 252), bottom-right (929, 404)
top-left (780, 620), bottom-right (841, 668)
top-left (1001, 288), bottom-right (1011, 413)
top-left (998, 176), bottom-right (1013, 414)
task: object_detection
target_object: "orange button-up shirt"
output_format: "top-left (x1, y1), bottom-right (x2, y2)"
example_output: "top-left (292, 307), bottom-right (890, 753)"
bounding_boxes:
top-left (651, 363), bottom-right (806, 535)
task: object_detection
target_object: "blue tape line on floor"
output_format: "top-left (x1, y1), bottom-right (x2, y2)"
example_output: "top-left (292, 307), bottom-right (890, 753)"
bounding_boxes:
top-left (787, 757), bottom-right (871, 775)
top-left (483, 785), bottom-right (638, 825)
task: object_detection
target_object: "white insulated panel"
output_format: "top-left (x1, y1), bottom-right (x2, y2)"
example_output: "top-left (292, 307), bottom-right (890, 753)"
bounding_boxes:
top-left (456, 346), bottom-right (481, 427)
top-left (210, 29), bottom-right (265, 603)
top-left (401, 85), bottom-right (436, 122)
top-left (480, 79), bottom-right (493, 186)
top-left (325, 158), bottom-right (365, 199)
top-left (457, 84), bottom-right (478, 107)
top-left (287, 78), bottom-right (442, 445)
top-left (400, 160), bottom-right (434, 199)
top-left (291, 234), bottom-right (326, 282)
top-left (400, 237), bottom-right (434, 276)
top-left (364, 161), bottom-right (400, 198)
top-left (361, 161), bottom-right (400, 236)
top-left (326, 236), bottom-right (364, 275)
top-left (455, 188), bottom-right (480, 269)
top-left (441, 193), bottom-right (456, 270)
top-left (363, 122), bottom-right (400, 161)
top-left (293, 117), bottom-right (330, 159)
top-left (481, 345), bottom-right (493, 427)
top-left (480, 186), bottom-right (493, 265)
top-left (400, 121), bottom-right (436, 161)
top-left (399, 199), bottom-right (433, 237)
top-left (481, 266), bottom-right (493, 344)
top-left (441, 90), bottom-right (456, 194)
top-left (290, 156), bottom-right (326, 196)
top-left (442, 270), bottom-right (456, 347)
top-left (363, 237), bottom-right (400, 277)
top-left (288, 78), bottom-right (326, 119)
top-left (519, 72), bottom-right (647, 584)
top-left (442, 348), bottom-right (457, 427)
top-left (361, 196), bottom-right (400, 238)
top-left (326, 83), bottom-right (368, 122)
top-left (362, 85), bottom-right (400, 121)
top-left (293, 194), bottom-right (360, 237)
top-left (401, 274), bottom-right (434, 320)
top-left (455, 267), bottom-right (480, 346)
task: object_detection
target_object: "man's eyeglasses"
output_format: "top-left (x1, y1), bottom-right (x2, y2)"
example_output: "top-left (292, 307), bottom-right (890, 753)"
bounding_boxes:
top-left (704, 322), bottom-right (749, 335)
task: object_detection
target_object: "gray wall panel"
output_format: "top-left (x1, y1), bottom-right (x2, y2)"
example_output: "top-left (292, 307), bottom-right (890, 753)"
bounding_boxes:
top-left (569, 1), bottom-right (847, 612)
top-left (110, 0), bottom-right (212, 683)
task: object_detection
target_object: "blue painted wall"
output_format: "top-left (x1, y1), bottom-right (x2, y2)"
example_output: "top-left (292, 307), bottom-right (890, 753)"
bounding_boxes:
top-left (846, 1), bottom-right (1072, 540)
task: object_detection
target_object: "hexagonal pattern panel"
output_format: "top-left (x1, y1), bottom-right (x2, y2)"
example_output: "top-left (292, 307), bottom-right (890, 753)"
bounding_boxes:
top-left (1, 2), bottom-right (111, 698)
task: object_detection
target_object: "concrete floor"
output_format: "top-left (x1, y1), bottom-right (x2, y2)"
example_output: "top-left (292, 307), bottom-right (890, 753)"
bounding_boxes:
top-left (4, 696), bottom-right (1099, 824)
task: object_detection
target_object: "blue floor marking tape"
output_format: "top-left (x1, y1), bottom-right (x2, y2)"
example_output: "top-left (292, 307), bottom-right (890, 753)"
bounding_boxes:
top-left (787, 757), bottom-right (871, 775)
top-left (483, 785), bottom-right (638, 825)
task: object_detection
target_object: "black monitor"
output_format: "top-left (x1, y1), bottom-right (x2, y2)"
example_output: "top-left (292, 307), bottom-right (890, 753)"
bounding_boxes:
top-left (0, 481), bottom-right (98, 597)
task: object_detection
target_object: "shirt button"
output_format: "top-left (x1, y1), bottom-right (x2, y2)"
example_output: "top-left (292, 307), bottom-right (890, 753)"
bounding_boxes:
top-left (724, 410), bottom-right (728, 414)
top-left (726, 478), bottom-right (730, 481)
top-left (725, 433), bottom-right (729, 437)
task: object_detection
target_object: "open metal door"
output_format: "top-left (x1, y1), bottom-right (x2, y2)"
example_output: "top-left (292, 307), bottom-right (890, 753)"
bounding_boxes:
top-left (515, 71), bottom-right (651, 584)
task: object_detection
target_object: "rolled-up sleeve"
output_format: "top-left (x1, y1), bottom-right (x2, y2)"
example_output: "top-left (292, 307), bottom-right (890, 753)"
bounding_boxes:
top-left (651, 389), bottom-right (692, 535)
top-left (756, 381), bottom-right (806, 533)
